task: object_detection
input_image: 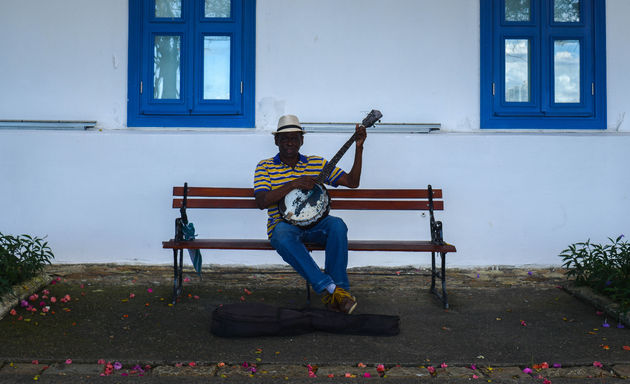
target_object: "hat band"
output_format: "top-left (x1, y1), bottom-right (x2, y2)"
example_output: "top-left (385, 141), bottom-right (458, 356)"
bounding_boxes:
top-left (277, 124), bottom-right (302, 132)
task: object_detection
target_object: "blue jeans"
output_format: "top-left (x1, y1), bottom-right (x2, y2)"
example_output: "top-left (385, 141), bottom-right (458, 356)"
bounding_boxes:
top-left (270, 215), bottom-right (349, 294)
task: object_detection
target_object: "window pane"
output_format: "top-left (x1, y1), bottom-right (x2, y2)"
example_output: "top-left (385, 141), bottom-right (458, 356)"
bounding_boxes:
top-left (154, 36), bottom-right (181, 99)
top-left (205, 0), bottom-right (231, 18)
top-left (155, 0), bottom-right (181, 18)
top-left (505, 39), bottom-right (530, 102)
top-left (505, 0), bottom-right (530, 22)
top-left (554, 0), bottom-right (580, 22)
top-left (203, 36), bottom-right (230, 100)
top-left (554, 40), bottom-right (580, 103)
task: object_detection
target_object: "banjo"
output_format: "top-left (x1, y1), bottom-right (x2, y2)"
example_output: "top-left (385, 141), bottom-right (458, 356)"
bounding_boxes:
top-left (278, 109), bottom-right (383, 227)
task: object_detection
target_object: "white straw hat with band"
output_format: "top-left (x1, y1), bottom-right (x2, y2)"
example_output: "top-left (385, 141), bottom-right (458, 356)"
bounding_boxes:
top-left (273, 114), bottom-right (305, 135)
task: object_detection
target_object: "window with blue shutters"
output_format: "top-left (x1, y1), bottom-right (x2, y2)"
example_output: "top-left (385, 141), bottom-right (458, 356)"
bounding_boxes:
top-left (128, 0), bottom-right (255, 127)
top-left (481, 0), bottom-right (606, 129)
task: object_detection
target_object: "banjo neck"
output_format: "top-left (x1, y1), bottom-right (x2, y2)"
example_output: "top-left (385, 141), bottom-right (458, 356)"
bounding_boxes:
top-left (314, 132), bottom-right (359, 184)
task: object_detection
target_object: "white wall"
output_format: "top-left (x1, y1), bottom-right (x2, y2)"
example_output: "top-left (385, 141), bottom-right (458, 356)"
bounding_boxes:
top-left (1, 0), bottom-right (629, 267)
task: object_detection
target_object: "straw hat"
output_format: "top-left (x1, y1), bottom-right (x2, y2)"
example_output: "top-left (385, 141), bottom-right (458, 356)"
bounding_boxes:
top-left (274, 114), bottom-right (304, 135)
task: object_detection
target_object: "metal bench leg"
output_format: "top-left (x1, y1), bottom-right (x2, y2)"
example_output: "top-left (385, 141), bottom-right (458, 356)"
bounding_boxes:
top-left (430, 251), bottom-right (436, 293)
top-left (440, 252), bottom-right (449, 309)
top-left (172, 249), bottom-right (184, 305)
top-left (429, 251), bottom-right (449, 309)
top-left (172, 249), bottom-right (179, 304)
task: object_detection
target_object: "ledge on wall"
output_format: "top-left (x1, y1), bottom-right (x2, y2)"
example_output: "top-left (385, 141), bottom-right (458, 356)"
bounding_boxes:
top-left (301, 122), bottom-right (440, 134)
top-left (0, 120), bottom-right (97, 131)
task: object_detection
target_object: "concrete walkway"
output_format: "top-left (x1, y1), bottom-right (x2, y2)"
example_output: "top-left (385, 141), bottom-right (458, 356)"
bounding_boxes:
top-left (1, 264), bottom-right (629, 383)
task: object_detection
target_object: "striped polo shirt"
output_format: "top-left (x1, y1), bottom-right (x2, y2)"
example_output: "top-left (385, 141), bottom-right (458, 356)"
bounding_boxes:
top-left (254, 153), bottom-right (346, 238)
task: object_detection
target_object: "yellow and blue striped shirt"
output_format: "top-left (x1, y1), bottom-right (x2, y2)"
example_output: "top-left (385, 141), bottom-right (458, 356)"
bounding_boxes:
top-left (254, 153), bottom-right (345, 238)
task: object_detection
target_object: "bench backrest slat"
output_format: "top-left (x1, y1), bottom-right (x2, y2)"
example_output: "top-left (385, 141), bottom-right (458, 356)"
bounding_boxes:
top-left (172, 187), bottom-right (443, 211)
top-left (173, 187), bottom-right (442, 199)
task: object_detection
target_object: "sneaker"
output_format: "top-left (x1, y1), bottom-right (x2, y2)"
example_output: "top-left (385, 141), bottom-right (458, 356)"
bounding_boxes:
top-left (331, 287), bottom-right (357, 314)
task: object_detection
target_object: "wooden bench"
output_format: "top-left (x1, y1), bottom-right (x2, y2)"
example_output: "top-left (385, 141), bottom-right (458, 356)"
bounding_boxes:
top-left (162, 184), bottom-right (457, 308)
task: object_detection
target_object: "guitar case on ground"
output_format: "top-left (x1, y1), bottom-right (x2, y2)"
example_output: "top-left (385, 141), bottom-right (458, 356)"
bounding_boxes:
top-left (210, 302), bottom-right (399, 337)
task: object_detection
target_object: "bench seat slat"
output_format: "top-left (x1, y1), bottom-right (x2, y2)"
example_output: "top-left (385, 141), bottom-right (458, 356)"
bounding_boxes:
top-left (173, 198), bottom-right (443, 210)
top-left (163, 239), bottom-right (456, 253)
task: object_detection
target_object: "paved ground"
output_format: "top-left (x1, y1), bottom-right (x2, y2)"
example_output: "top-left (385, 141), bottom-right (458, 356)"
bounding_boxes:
top-left (1, 264), bottom-right (629, 383)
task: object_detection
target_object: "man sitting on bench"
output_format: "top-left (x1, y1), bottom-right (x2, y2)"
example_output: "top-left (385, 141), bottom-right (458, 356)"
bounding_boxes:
top-left (253, 114), bottom-right (367, 314)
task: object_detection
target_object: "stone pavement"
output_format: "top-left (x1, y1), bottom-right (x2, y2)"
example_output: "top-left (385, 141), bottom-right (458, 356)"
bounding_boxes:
top-left (1, 264), bottom-right (629, 383)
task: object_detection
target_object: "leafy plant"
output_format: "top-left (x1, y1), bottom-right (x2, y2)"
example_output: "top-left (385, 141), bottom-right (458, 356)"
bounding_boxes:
top-left (0, 232), bottom-right (55, 296)
top-left (560, 235), bottom-right (630, 313)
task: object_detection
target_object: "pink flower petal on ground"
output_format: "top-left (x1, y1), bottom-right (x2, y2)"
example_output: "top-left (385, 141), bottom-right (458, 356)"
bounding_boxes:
top-left (473, 374), bottom-right (479, 379)
top-left (541, 362), bottom-right (549, 369)
top-left (188, 362), bottom-right (196, 367)
top-left (363, 372), bottom-right (371, 377)
top-left (97, 359), bottom-right (105, 365)
top-left (65, 359), bottom-right (72, 365)
top-left (593, 361), bottom-right (603, 368)
top-left (520, 320), bottom-right (527, 326)
top-left (9, 309), bottom-right (17, 316)
top-left (20, 300), bottom-right (29, 307)
top-left (114, 362), bottom-right (123, 370)
top-left (553, 363), bottom-right (562, 368)
top-left (441, 362), bottom-right (448, 368)
top-left (184, 277), bottom-right (191, 282)
top-left (147, 288), bottom-right (153, 293)
top-left (32, 360), bottom-right (39, 365)
top-left (376, 364), bottom-right (385, 372)
top-left (543, 379), bottom-right (552, 384)
top-left (193, 295), bottom-right (200, 299)
top-left (129, 293), bottom-right (135, 299)
top-left (427, 366), bottom-right (436, 373)
top-left (523, 367), bottom-right (533, 374)
top-left (470, 364), bottom-right (477, 370)
top-left (357, 362), bottom-right (366, 368)
top-left (50, 297), bottom-right (57, 303)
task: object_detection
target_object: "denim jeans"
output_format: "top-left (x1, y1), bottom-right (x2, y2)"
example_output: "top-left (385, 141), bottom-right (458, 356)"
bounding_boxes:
top-left (270, 215), bottom-right (349, 294)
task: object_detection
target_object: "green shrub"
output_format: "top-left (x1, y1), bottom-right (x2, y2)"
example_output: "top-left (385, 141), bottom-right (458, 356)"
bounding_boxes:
top-left (0, 232), bottom-right (55, 296)
top-left (560, 235), bottom-right (630, 312)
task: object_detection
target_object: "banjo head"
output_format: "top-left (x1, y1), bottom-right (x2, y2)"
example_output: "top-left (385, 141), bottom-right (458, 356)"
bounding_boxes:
top-left (280, 184), bottom-right (330, 227)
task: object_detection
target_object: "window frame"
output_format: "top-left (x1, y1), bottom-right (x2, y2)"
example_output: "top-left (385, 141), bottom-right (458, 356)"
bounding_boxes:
top-left (128, 0), bottom-right (255, 128)
top-left (480, 0), bottom-right (606, 129)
